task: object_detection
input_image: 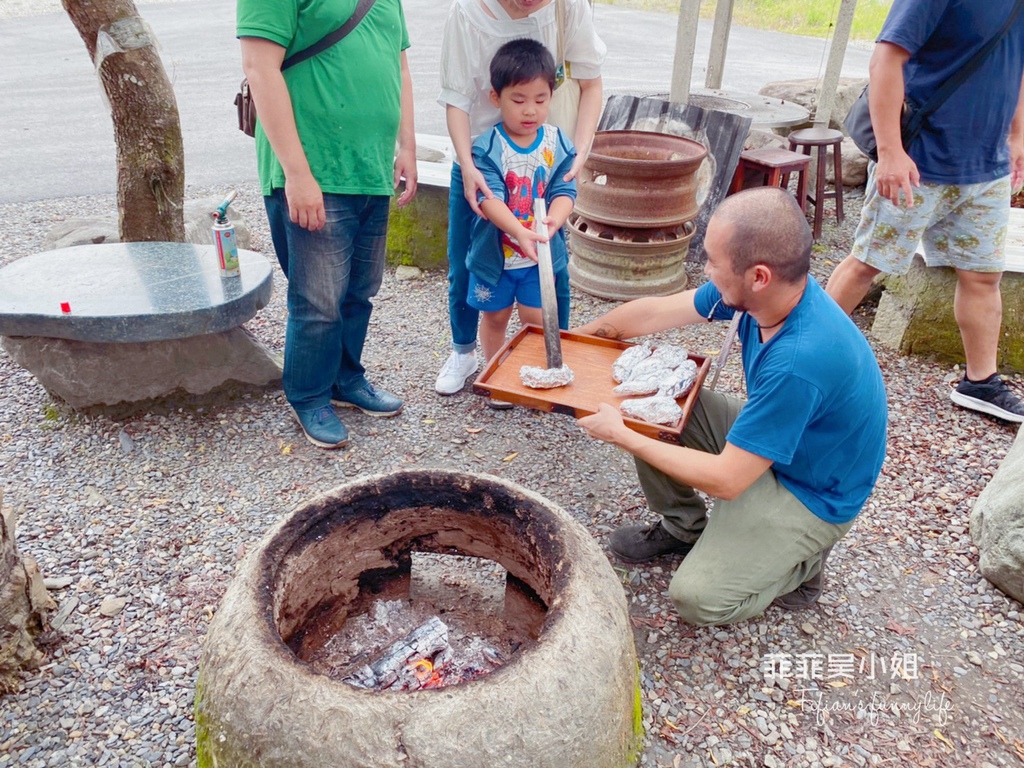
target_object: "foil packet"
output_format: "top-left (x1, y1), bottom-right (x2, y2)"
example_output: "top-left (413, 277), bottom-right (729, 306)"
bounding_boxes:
top-left (649, 344), bottom-right (689, 370)
top-left (613, 367), bottom-right (677, 396)
top-left (620, 395), bottom-right (683, 426)
top-left (658, 359), bottom-right (699, 399)
top-left (520, 364), bottom-right (575, 389)
top-left (612, 342), bottom-right (653, 383)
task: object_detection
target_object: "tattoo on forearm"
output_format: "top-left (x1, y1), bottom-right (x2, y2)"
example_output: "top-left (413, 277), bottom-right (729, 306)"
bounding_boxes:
top-left (591, 323), bottom-right (625, 340)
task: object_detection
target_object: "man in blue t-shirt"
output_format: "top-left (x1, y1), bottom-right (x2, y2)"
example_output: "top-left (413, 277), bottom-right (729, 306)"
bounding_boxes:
top-left (577, 188), bottom-right (887, 626)
top-left (827, 0), bottom-right (1024, 423)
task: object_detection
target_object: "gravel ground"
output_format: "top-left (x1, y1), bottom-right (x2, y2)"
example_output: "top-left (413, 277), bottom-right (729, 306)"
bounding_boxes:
top-left (1, 179), bottom-right (1023, 768)
top-left (8, 5), bottom-right (1023, 768)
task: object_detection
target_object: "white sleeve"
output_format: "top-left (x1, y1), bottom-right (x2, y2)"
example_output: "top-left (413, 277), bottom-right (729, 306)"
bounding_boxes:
top-left (563, 0), bottom-right (607, 80)
top-left (438, 3), bottom-right (479, 114)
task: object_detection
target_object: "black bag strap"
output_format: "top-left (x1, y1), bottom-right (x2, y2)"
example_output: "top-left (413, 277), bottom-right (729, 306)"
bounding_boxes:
top-left (281, 0), bottom-right (377, 72)
top-left (906, 0), bottom-right (1024, 135)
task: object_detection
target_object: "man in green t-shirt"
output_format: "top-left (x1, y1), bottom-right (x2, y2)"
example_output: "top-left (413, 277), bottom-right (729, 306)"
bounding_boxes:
top-left (238, 0), bottom-right (418, 448)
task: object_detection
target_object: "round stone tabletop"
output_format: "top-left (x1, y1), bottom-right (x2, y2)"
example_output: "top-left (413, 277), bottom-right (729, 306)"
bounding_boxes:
top-left (0, 242), bottom-right (273, 343)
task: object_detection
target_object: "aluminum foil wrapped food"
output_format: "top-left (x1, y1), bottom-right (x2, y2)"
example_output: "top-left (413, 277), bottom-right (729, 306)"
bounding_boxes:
top-left (612, 341), bottom-right (652, 383)
top-left (658, 359), bottom-right (699, 399)
top-left (613, 366), bottom-right (677, 396)
top-left (620, 395), bottom-right (683, 426)
top-left (649, 344), bottom-right (689, 370)
top-left (520, 364), bottom-right (575, 389)
top-left (612, 352), bottom-right (685, 395)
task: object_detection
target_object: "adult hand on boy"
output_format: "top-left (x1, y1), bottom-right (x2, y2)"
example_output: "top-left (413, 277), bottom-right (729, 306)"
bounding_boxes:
top-left (462, 164), bottom-right (495, 217)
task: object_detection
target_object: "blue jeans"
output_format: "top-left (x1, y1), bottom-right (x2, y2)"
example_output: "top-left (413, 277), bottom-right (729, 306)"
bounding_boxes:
top-left (264, 189), bottom-right (389, 411)
top-left (447, 164), bottom-right (571, 353)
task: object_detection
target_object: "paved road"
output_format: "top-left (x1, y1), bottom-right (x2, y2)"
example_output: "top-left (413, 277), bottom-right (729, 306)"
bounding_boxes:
top-left (0, 0), bottom-right (870, 203)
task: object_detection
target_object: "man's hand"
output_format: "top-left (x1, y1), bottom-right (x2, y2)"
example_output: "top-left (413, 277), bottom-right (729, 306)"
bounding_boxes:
top-left (285, 173), bottom-right (325, 231)
top-left (874, 146), bottom-right (920, 208)
top-left (394, 144), bottom-right (418, 208)
top-left (462, 164), bottom-right (494, 217)
top-left (577, 403), bottom-right (630, 445)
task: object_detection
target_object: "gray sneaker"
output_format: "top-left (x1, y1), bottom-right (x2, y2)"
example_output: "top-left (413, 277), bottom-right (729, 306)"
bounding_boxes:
top-left (950, 374), bottom-right (1024, 422)
top-left (608, 521), bottom-right (693, 563)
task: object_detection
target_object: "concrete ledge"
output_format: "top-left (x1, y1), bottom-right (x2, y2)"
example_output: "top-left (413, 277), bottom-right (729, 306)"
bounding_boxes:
top-left (387, 134), bottom-right (453, 271)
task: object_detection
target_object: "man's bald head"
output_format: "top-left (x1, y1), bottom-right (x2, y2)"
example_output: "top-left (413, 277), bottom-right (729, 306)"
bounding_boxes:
top-left (710, 187), bottom-right (813, 284)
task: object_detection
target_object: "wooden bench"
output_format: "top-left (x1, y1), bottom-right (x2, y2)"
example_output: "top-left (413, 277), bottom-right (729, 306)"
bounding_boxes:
top-left (0, 242), bottom-right (280, 408)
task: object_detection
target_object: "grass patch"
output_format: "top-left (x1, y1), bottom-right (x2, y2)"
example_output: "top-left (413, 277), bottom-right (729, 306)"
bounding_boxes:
top-left (596, 0), bottom-right (892, 41)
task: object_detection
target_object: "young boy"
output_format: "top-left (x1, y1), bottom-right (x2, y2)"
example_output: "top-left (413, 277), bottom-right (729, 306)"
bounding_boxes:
top-left (467, 38), bottom-right (577, 406)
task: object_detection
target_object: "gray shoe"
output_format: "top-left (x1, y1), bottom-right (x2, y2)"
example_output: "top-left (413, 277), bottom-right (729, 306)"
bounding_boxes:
top-left (773, 545), bottom-right (833, 611)
top-left (609, 521), bottom-right (693, 563)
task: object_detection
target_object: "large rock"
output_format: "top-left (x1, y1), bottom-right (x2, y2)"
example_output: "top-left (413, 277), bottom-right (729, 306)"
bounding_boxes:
top-left (759, 77), bottom-right (868, 134)
top-left (743, 128), bottom-right (788, 151)
top-left (971, 428), bottom-right (1024, 603)
top-left (806, 137), bottom-right (870, 189)
top-left (871, 253), bottom-right (1024, 372)
top-left (1, 328), bottom-right (282, 408)
top-left (43, 197), bottom-right (253, 251)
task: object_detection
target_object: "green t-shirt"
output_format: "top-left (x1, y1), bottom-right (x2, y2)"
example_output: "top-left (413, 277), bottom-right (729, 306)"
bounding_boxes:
top-left (237, 0), bottom-right (410, 196)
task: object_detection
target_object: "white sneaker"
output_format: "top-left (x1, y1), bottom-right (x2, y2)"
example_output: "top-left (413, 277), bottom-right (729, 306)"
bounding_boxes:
top-left (435, 351), bottom-right (478, 395)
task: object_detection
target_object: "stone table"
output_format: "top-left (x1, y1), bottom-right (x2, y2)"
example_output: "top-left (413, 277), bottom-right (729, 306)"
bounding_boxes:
top-left (0, 242), bottom-right (281, 408)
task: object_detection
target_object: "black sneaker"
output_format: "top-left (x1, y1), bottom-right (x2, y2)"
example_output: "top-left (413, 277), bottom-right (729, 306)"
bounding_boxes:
top-left (609, 521), bottom-right (693, 563)
top-left (772, 545), bottom-right (832, 611)
top-left (950, 374), bottom-right (1024, 423)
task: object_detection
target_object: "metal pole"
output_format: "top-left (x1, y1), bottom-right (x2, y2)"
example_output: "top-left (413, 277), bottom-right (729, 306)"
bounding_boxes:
top-left (704, 0), bottom-right (734, 90)
top-left (670, 0), bottom-right (702, 104)
top-left (814, 0), bottom-right (858, 127)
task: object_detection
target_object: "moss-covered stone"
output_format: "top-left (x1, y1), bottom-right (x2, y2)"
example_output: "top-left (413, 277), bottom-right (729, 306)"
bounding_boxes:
top-left (386, 185), bottom-right (449, 271)
top-left (871, 254), bottom-right (1024, 373)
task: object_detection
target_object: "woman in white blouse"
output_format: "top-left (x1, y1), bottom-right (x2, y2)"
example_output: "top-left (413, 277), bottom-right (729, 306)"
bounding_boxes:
top-left (433, 0), bottom-right (607, 396)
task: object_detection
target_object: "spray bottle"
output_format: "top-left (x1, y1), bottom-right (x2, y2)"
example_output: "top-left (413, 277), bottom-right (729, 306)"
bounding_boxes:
top-left (212, 190), bottom-right (240, 277)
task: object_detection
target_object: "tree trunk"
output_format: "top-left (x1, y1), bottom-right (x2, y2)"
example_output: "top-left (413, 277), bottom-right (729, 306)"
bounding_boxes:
top-left (0, 491), bottom-right (54, 695)
top-left (62, 0), bottom-right (185, 242)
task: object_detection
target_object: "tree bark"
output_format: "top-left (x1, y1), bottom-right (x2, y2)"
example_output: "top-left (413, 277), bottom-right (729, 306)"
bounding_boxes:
top-left (62, 0), bottom-right (185, 242)
top-left (0, 491), bottom-right (54, 695)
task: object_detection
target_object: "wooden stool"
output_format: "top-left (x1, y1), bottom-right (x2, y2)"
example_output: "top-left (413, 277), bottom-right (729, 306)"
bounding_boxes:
top-left (788, 127), bottom-right (845, 239)
top-left (729, 147), bottom-right (812, 211)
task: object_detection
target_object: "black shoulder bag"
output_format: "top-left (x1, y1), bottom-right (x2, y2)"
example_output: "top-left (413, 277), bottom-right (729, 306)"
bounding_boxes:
top-left (235, 0), bottom-right (377, 137)
top-left (845, 0), bottom-right (1024, 162)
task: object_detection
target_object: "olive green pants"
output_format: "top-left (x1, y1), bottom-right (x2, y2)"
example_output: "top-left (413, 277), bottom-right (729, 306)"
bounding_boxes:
top-left (635, 389), bottom-right (854, 626)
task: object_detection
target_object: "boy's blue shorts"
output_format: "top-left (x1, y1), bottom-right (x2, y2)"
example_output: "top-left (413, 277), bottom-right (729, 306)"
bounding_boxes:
top-left (467, 266), bottom-right (542, 312)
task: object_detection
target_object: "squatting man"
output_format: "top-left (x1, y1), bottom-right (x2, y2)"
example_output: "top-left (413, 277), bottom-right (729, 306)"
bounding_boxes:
top-left (577, 187), bottom-right (888, 626)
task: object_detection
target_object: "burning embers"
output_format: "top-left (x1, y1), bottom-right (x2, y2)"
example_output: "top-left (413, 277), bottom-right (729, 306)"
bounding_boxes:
top-left (343, 615), bottom-right (505, 692)
top-left (301, 552), bottom-right (541, 692)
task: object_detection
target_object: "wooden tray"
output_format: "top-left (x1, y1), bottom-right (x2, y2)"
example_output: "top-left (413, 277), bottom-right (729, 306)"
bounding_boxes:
top-left (473, 325), bottom-right (710, 443)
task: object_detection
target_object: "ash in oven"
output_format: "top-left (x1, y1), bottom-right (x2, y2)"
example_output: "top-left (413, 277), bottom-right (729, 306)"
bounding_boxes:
top-left (303, 553), bottom-right (544, 691)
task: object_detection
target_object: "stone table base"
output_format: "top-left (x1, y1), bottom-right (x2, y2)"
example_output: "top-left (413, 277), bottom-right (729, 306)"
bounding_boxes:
top-left (2, 328), bottom-right (282, 409)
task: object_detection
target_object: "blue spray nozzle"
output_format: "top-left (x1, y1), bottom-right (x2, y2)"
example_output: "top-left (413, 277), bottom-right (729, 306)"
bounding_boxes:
top-left (213, 190), bottom-right (238, 222)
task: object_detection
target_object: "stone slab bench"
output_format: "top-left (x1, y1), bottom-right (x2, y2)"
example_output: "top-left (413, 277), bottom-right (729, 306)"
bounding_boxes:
top-left (870, 208), bottom-right (1024, 373)
top-left (0, 242), bottom-right (281, 408)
